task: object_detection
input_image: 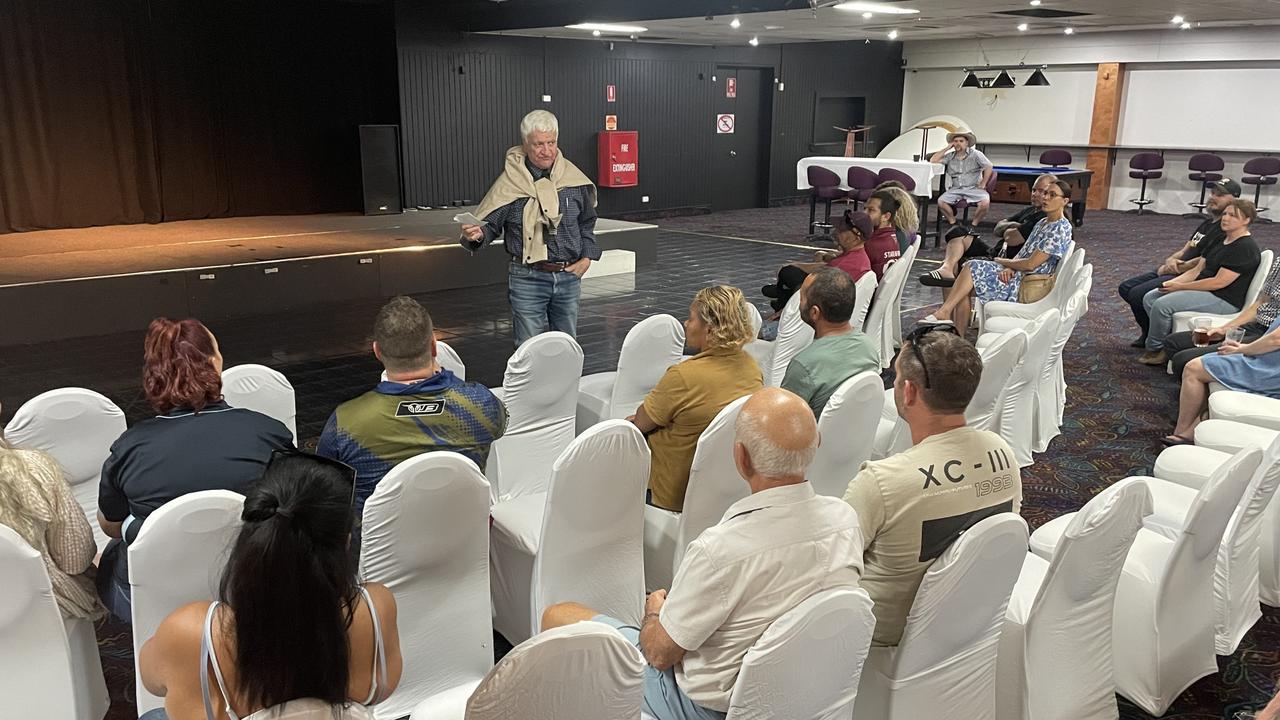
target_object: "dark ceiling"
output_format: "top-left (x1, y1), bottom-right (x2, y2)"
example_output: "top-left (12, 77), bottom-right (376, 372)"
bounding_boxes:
top-left (429, 0), bottom-right (804, 32)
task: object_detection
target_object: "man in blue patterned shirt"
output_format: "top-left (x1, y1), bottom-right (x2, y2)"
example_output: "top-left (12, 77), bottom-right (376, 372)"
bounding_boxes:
top-left (461, 110), bottom-right (600, 346)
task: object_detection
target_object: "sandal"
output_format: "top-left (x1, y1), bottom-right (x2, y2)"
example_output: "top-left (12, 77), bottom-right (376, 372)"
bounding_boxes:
top-left (1160, 434), bottom-right (1194, 447)
top-left (921, 314), bottom-right (955, 325)
top-left (918, 270), bottom-right (956, 288)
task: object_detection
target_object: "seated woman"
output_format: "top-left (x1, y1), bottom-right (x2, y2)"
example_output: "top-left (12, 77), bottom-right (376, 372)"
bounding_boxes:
top-left (763, 210), bottom-right (873, 312)
top-left (96, 318), bottom-right (294, 622)
top-left (629, 286), bottom-right (763, 512)
top-left (138, 451), bottom-right (402, 720)
top-left (923, 179), bottom-right (1074, 338)
top-left (1140, 199), bottom-right (1262, 365)
top-left (1167, 313), bottom-right (1280, 445)
top-left (0, 408), bottom-right (104, 620)
top-left (877, 184), bottom-right (921, 252)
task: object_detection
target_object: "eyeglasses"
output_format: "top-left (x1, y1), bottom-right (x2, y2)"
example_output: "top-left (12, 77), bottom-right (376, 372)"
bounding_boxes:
top-left (267, 449), bottom-right (358, 507)
top-left (903, 323), bottom-right (960, 389)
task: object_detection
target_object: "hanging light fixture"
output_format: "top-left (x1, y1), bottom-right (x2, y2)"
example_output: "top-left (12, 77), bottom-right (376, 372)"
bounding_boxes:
top-left (959, 71), bottom-right (981, 88)
top-left (991, 70), bottom-right (1017, 88)
top-left (1024, 68), bottom-right (1051, 86)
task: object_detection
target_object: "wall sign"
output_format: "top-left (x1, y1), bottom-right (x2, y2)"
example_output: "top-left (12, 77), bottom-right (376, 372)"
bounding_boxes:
top-left (716, 114), bottom-right (735, 134)
top-left (726, 77), bottom-right (737, 98)
top-left (605, 114), bottom-right (618, 131)
top-left (606, 84), bottom-right (617, 102)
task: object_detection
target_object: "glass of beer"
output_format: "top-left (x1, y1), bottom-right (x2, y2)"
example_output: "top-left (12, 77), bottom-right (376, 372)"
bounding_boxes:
top-left (1191, 317), bottom-right (1215, 347)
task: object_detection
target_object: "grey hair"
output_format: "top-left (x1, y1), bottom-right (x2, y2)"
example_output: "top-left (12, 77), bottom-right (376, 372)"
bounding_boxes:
top-left (1035, 173), bottom-right (1059, 187)
top-left (735, 407), bottom-right (819, 479)
top-left (520, 110), bottom-right (559, 140)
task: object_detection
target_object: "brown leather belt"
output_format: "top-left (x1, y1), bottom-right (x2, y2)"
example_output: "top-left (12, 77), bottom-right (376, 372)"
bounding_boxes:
top-left (529, 261), bottom-right (570, 273)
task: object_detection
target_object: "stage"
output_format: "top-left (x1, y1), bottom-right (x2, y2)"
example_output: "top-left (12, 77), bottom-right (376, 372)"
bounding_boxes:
top-left (0, 208), bottom-right (658, 345)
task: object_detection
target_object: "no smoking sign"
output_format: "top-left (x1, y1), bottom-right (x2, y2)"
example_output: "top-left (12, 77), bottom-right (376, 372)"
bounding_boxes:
top-left (716, 113), bottom-right (735, 134)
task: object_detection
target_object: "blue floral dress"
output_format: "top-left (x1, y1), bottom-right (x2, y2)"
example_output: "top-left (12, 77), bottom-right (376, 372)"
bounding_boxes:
top-left (968, 217), bottom-right (1073, 303)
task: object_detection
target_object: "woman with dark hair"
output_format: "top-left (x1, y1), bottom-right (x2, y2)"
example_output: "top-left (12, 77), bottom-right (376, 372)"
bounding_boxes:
top-left (139, 452), bottom-right (402, 720)
top-left (95, 318), bottom-right (294, 622)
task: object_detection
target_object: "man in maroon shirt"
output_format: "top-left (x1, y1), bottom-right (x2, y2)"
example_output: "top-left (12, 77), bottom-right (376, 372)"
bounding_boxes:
top-left (864, 190), bottom-right (904, 280)
top-left (763, 210), bottom-right (873, 314)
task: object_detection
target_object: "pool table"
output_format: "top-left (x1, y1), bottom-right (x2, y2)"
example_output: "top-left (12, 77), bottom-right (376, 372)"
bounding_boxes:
top-left (991, 166), bottom-right (1094, 227)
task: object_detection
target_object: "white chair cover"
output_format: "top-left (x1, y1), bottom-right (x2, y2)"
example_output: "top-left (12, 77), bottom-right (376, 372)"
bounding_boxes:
top-left (852, 271), bottom-right (879, 332)
top-left (221, 364), bottom-right (298, 442)
top-left (0, 525), bottom-right (109, 720)
top-left (436, 340), bottom-right (466, 380)
top-left (359, 453), bottom-right (493, 720)
top-left (1029, 446), bottom-right (1261, 717)
top-left (762, 291), bottom-right (815, 387)
top-left (965, 328), bottom-right (1028, 434)
top-left (727, 587), bottom-right (876, 720)
top-left (1033, 277), bottom-right (1091, 453)
top-left (863, 242), bottom-right (920, 369)
top-left (809, 372), bottom-right (885, 498)
top-left (979, 245), bottom-right (1083, 326)
top-left (4, 388), bottom-right (127, 552)
top-left (491, 421), bottom-right (649, 644)
top-left (891, 239), bottom-right (922, 349)
top-left (1144, 431), bottom-right (1280, 654)
top-left (1209, 390), bottom-right (1280, 430)
top-left (743, 300), bottom-right (773, 373)
top-left (995, 310), bottom-right (1061, 467)
top-left (744, 300), bottom-right (763, 338)
top-left (458, 622), bottom-right (645, 720)
top-left (576, 315), bottom-right (685, 433)
top-left (997, 478), bottom-right (1152, 720)
top-left (485, 332), bottom-right (583, 502)
top-left (129, 490), bottom-right (245, 714)
top-left (643, 396), bottom-right (750, 591)
top-left (1171, 249), bottom-right (1273, 333)
top-left (854, 513), bottom-right (1028, 720)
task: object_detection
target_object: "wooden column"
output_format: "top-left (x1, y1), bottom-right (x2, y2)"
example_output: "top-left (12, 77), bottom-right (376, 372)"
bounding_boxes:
top-left (1085, 63), bottom-right (1125, 210)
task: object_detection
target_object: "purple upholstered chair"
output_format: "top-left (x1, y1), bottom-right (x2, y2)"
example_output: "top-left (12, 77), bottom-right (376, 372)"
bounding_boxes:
top-left (1186, 153), bottom-right (1225, 215)
top-left (807, 166), bottom-right (848, 235)
top-left (1039, 149), bottom-right (1072, 167)
top-left (1242, 157), bottom-right (1280, 215)
top-left (876, 167), bottom-right (916, 193)
top-left (1128, 152), bottom-right (1164, 215)
top-left (847, 166), bottom-right (881, 208)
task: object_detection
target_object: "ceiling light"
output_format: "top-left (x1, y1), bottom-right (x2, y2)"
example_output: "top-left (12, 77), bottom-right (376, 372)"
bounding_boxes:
top-left (888, 29), bottom-right (899, 39)
top-left (748, 35), bottom-right (759, 46)
top-left (592, 30), bottom-right (601, 36)
top-left (565, 23), bottom-right (648, 33)
top-left (1029, 0), bottom-right (1041, 5)
top-left (834, 2), bottom-right (919, 15)
top-left (1017, 23), bottom-right (1028, 31)
top-left (1171, 15), bottom-right (1184, 23)
top-left (1180, 21), bottom-right (1191, 29)
top-left (992, 70), bottom-right (1017, 89)
top-left (730, 17), bottom-right (741, 28)
top-left (960, 72), bottom-right (981, 88)
top-left (764, 25), bottom-right (784, 30)
top-left (1063, 26), bottom-right (1074, 34)
top-left (862, 11), bottom-right (873, 18)
top-left (1024, 68), bottom-right (1050, 86)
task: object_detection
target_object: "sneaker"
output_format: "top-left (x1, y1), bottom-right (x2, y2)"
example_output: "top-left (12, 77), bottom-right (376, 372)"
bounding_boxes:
top-left (761, 284), bottom-right (779, 299)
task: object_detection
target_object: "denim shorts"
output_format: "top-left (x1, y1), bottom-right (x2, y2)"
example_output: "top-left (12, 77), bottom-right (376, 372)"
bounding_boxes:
top-left (591, 615), bottom-right (726, 720)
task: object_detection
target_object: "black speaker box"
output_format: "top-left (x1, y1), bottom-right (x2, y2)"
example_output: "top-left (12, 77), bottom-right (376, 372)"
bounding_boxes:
top-left (359, 125), bottom-right (403, 215)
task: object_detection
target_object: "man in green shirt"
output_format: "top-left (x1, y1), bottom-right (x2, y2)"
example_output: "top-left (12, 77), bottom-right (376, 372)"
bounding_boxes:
top-left (781, 268), bottom-right (881, 417)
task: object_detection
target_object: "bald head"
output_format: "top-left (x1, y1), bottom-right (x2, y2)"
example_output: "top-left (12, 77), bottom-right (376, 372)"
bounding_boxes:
top-left (733, 388), bottom-right (820, 487)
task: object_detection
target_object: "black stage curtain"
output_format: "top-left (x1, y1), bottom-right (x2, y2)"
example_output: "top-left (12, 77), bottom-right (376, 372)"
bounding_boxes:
top-left (0, 0), bottom-right (398, 234)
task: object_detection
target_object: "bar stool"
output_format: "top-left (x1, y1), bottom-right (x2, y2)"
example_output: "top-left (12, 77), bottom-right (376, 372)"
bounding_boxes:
top-left (876, 167), bottom-right (916, 193)
top-left (847, 166), bottom-right (880, 210)
top-left (1127, 153), bottom-right (1164, 215)
top-left (1185, 153), bottom-right (1224, 217)
top-left (934, 172), bottom-right (999, 242)
top-left (1242, 157), bottom-right (1280, 218)
top-left (1039, 149), bottom-right (1072, 168)
top-left (807, 166), bottom-right (847, 236)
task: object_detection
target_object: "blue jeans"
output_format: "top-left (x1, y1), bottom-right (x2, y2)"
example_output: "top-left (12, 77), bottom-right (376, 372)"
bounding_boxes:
top-left (508, 262), bottom-right (581, 347)
top-left (95, 538), bottom-right (133, 623)
top-left (1142, 288), bottom-right (1239, 351)
top-left (592, 615), bottom-right (727, 720)
top-left (139, 710), bottom-right (168, 720)
top-left (1117, 271), bottom-right (1175, 339)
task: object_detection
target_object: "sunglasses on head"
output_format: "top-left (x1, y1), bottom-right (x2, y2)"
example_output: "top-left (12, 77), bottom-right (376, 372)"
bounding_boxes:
top-left (267, 449), bottom-right (358, 506)
top-left (903, 323), bottom-right (960, 389)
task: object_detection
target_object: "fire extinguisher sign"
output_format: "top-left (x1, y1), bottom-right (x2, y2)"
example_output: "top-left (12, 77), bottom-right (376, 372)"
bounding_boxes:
top-left (726, 77), bottom-right (737, 98)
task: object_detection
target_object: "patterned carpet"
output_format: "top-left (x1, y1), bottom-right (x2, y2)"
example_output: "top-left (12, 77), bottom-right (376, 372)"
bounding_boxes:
top-left (90, 202), bottom-right (1279, 719)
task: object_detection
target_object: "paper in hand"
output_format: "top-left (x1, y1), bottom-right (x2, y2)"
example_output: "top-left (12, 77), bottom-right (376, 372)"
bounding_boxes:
top-left (453, 212), bottom-right (484, 226)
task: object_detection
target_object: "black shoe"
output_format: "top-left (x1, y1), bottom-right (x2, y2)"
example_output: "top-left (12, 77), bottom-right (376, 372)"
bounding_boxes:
top-left (761, 284), bottom-right (779, 299)
top-left (918, 270), bottom-right (955, 288)
top-left (1130, 337), bottom-right (1147, 348)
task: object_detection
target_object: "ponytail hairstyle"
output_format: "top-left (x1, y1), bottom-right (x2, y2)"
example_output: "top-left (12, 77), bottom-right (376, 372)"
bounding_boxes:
top-left (882, 186), bottom-right (919, 235)
top-left (219, 452), bottom-right (359, 711)
top-left (142, 317), bottom-right (222, 414)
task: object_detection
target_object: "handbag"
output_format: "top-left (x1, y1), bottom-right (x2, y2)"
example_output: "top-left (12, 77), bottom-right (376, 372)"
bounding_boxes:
top-left (1019, 273), bottom-right (1055, 303)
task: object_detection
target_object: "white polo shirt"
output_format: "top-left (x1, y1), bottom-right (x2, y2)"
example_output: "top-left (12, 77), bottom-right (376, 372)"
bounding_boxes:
top-left (658, 482), bottom-right (864, 712)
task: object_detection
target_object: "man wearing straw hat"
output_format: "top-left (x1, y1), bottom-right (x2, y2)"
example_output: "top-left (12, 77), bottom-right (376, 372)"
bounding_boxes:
top-left (930, 130), bottom-right (994, 230)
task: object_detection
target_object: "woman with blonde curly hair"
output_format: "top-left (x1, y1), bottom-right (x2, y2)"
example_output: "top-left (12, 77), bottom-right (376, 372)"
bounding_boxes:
top-left (0, 404), bottom-right (103, 619)
top-left (882, 185), bottom-right (920, 251)
top-left (628, 286), bottom-right (763, 511)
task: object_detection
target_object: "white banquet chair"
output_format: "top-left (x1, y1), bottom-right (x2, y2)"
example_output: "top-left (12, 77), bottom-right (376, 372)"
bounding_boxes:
top-left (221, 364), bottom-right (297, 442)
top-left (851, 271), bottom-right (879, 332)
top-left (576, 314), bottom-right (684, 433)
top-left (757, 291), bottom-right (815, 387)
top-left (808, 371), bottom-right (884, 498)
top-left (863, 241), bottom-right (919, 369)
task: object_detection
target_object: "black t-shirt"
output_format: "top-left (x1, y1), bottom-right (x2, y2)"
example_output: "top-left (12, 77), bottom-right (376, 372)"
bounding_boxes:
top-left (1197, 234), bottom-right (1262, 308)
top-left (1181, 216), bottom-right (1226, 261)
top-left (99, 400), bottom-right (294, 543)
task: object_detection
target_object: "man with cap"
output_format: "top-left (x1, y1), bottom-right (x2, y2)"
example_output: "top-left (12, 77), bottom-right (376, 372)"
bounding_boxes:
top-left (763, 209), bottom-right (874, 314)
top-left (930, 131), bottom-right (994, 229)
top-left (1117, 178), bottom-right (1242, 347)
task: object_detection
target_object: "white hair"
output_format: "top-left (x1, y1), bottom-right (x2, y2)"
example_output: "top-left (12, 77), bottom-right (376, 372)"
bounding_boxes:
top-left (735, 409), bottom-right (819, 479)
top-left (520, 109), bottom-right (559, 141)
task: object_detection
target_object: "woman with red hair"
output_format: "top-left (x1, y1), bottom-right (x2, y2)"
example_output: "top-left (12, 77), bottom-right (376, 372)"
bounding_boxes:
top-left (95, 318), bottom-right (293, 622)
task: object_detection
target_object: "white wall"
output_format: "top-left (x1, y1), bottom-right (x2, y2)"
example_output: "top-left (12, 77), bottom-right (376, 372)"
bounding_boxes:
top-left (901, 27), bottom-right (1280, 215)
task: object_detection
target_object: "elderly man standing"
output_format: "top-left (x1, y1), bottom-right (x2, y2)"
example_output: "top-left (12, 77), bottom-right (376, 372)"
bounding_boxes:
top-left (543, 387), bottom-right (863, 720)
top-left (461, 110), bottom-right (600, 346)
top-left (930, 130), bottom-right (994, 230)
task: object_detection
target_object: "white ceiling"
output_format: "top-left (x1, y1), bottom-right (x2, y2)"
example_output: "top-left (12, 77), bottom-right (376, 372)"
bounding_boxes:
top-left (491, 0), bottom-right (1280, 45)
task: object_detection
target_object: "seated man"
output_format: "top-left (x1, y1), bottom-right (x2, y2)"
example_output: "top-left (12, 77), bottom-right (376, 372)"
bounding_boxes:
top-left (1117, 179), bottom-right (1240, 347)
top-left (930, 131), bottom-right (994, 230)
top-left (763, 210), bottom-right (873, 312)
top-left (1164, 256), bottom-right (1280, 377)
top-left (544, 387), bottom-right (863, 720)
top-left (781, 268), bottom-right (880, 418)
top-left (843, 327), bottom-right (1021, 647)
top-left (863, 190), bottom-right (904, 279)
top-left (919, 173), bottom-right (1057, 287)
top-left (317, 296), bottom-right (507, 524)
